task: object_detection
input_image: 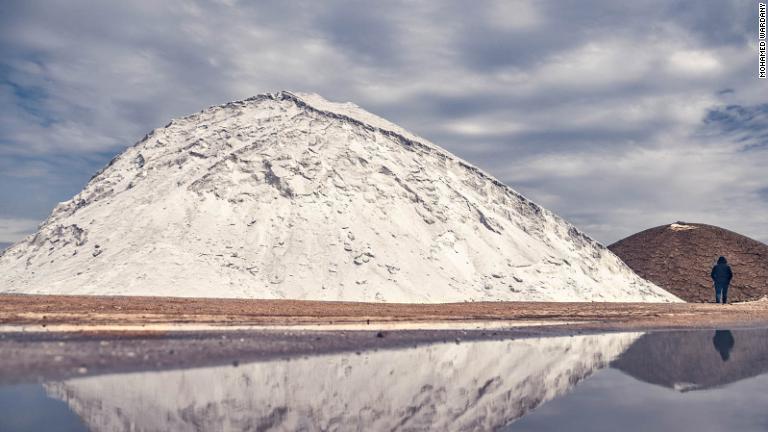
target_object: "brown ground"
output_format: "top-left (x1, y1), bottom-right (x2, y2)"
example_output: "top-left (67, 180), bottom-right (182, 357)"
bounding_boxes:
top-left (3, 294), bottom-right (768, 332)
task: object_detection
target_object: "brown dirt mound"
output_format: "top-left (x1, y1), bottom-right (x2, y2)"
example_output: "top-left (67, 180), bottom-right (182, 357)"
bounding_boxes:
top-left (609, 222), bottom-right (768, 302)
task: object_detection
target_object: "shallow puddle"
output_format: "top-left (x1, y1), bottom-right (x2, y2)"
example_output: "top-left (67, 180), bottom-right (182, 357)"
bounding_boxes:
top-left (1, 328), bottom-right (767, 431)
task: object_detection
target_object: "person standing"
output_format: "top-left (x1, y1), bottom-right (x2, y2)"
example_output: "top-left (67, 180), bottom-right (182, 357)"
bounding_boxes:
top-left (711, 256), bottom-right (733, 304)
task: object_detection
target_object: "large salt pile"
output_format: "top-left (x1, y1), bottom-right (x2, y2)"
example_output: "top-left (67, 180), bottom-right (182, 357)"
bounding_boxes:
top-left (0, 92), bottom-right (678, 302)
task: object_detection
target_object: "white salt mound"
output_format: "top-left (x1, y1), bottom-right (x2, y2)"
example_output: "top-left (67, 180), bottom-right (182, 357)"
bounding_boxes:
top-left (0, 91), bottom-right (680, 302)
top-left (669, 223), bottom-right (697, 231)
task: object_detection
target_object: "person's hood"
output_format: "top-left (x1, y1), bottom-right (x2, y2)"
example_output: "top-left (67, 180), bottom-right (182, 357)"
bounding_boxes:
top-left (717, 256), bottom-right (728, 264)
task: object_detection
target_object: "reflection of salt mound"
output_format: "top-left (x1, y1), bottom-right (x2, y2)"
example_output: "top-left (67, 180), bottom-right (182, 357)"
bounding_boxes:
top-left (46, 332), bottom-right (640, 431)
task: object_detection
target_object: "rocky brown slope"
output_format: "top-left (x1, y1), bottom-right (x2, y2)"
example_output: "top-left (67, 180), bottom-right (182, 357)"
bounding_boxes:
top-left (609, 222), bottom-right (768, 302)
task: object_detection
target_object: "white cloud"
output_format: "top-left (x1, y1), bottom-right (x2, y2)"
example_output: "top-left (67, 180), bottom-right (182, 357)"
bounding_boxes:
top-left (445, 117), bottom-right (527, 136)
top-left (486, 0), bottom-right (542, 31)
top-left (667, 50), bottom-right (723, 76)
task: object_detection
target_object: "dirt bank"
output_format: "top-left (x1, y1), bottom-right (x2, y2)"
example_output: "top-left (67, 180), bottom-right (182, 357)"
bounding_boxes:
top-left (2, 294), bottom-right (768, 332)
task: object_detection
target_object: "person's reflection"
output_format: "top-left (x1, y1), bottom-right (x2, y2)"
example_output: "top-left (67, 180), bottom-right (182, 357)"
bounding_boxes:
top-left (712, 330), bottom-right (735, 361)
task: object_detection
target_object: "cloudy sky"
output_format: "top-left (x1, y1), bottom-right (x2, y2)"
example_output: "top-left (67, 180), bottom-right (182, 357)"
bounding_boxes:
top-left (1, 0), bottom-right (766, 249)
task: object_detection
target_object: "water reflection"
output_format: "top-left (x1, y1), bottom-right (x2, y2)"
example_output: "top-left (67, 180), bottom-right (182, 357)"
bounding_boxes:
top-left (42, 333), bottom-right (639, 431)
top-left (4, 328), bottom-right (768, 431)
top-left (712, 330), bottom-right (735, 361)
top-left (612, 329), bottom-right (768, 392)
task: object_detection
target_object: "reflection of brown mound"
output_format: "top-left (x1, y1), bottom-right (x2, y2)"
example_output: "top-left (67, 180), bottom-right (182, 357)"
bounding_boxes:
top-left (609, 222), bottom-right (768, 302)
top-left (612, 329), bottom-right (768, 391)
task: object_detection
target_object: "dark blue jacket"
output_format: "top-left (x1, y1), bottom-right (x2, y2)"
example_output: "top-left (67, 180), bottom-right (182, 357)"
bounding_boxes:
top-left (711, 257), bottom-right (733, 288)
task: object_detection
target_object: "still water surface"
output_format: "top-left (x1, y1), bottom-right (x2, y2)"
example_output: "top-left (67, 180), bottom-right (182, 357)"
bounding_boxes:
top-left (1, 328), bottom-right (767, 431)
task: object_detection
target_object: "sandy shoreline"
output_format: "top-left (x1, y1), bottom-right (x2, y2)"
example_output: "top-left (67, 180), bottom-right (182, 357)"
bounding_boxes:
top-left (3, 294), bottom-right (768, 333)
